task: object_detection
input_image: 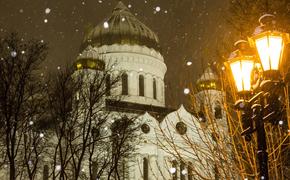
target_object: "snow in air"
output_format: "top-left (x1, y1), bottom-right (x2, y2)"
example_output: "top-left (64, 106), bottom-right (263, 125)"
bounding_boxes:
top-left (11, 51), bottom-right (17, 57)
top-left (56, 165), bottom-right (61, 171)
top-left (169, 167), bottom-right (176, 174)
top-left (103, 21), bottom-right (109, 29)
top-left (45, 8), bottom-right (51, 14)
top-left (186, 61), bottom-right (192, 66)
top-left (279, 120), bottom-right (283, 125)
top-left (183, 88), bottom-right (190, 95)
top-left (44, 19), bottom-right (48, 23)
top-left (39, 133), bottom-right (44, 138)
top-left (155, 6), bottom-right (161, 12)
top-left (181, 169), bottom-right (187, 175)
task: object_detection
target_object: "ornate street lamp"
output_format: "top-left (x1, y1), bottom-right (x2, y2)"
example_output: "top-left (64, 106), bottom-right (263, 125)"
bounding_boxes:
top-left (227, 40), bottom-right (256, 93)
top-left (249, 14), bottom-right (290, 78)
top-left (226, 14), bottom-right (289, 180)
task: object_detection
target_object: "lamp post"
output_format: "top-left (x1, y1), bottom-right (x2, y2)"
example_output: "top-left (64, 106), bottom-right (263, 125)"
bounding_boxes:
top-left (226, 14), bottom-right (289, 180)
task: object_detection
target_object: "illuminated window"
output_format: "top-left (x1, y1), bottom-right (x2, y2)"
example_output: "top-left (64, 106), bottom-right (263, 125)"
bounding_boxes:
top-left (139, 75), bottom-right (144, 96)
top-left (122, 73), bottom-right (128, 95)
top-left (76, 63), bottom-right (82, 69)
top-left (153, 78), bottom-right (157, 99)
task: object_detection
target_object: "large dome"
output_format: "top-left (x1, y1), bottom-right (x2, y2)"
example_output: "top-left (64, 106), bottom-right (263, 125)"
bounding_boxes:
top-left (81, 1), bottom-right (160, 51)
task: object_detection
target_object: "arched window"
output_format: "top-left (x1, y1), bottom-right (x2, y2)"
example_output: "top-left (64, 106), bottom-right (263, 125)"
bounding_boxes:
top-left (153, 78), bottom-right (157, 99)
top-left (143, 157), bottom-right (149, 180)
top-left (122, 73), bottom-right (128, 95)
top-left (106, 74), bottom-right (111, 96)
top-left (214, 105), bottom-right (222, 119)
top-left (139, 75), bottom-right (144, 96)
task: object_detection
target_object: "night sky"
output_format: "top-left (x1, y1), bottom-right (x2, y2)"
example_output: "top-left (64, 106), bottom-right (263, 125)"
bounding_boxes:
top-left (0, 0), bottom-right (229, 107)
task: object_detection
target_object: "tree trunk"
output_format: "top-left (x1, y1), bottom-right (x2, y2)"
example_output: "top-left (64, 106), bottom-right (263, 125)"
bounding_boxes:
top-left (10, 162), bottom-right (16, 180)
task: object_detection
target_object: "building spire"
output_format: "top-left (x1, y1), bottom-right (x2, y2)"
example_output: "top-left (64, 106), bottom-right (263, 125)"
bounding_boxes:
top-left (113, 1), bottom-right (129, 12)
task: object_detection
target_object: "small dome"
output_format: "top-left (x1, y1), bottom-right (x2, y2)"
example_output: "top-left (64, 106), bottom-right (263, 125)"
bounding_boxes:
top-left (196, 67), bottom-right (220, 91)
top-left (75, 46), bottom-right (105, 71)
top-left (197, 67), bottom-right (218, 82)
top-left (81, 1), bottom-right (160, 51)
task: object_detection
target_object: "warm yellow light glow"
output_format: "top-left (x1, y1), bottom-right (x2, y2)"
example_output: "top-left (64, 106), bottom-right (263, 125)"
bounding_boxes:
top-left (76, 63), bottom-right (82, 69)
top-left (255, 35), bottom-right (283, 71)
top-left (230, 60), bottom-right (254, 92)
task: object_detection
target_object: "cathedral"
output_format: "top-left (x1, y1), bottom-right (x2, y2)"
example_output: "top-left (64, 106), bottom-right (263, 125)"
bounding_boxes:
top-left (75, 1), bottom-right (227, 179)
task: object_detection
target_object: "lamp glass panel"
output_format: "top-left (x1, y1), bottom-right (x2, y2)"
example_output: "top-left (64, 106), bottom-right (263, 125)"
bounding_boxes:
top-left (256, 35), bottom-right (283, 71)
top-left (230, 60), bottom-right (254, 92)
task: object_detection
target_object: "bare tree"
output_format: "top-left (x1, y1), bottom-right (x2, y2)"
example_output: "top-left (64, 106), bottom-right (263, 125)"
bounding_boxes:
top-left (0, 32), bottom-right (48, 180)
top-left (44, 62), bottom-right (139, 180)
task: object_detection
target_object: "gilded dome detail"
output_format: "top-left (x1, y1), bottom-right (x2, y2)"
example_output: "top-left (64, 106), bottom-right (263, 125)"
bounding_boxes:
top-left (81, 1), bottom-right (160, 51)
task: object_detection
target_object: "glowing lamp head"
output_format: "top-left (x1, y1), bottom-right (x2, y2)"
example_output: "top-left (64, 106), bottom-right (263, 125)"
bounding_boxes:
top-left (227, 47), bottom-right (255, 93)
top-left (249, 31), bottom-right (289, 74)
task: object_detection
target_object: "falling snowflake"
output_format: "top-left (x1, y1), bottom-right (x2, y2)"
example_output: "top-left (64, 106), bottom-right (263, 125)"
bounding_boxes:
top-left (56, 165), bottom-right (61, 171)
top-left (155, 6), bottom-right (161, 12)
top-left (183, 88), bottom-right (190, 95)
top-left (181, 169), bottom-right (187, 175)
top-left (39, 133), bottom-right (44, 138)
top-left (169, 167), bottom-right (176, 174)
top-left (45, 8), bottom-right (51, 14)
top-left (19, 9), bottom-right (24, 13)
top-left (98, 0), bottom-right (102, 3)
top-left (186, 61), bottom-right (192, 66)
top-left (44, 19), bottom-right (48, 23)
top-left (21, 50), bottom-right (25, 54)
top-left (11, 51), bottom-right (17, 57)
top-left (121, 17), bottom-right (126, 22)
top-left (29, 121), bottom-right (34, 125)
top-left (128, 4), bottom-right (132, 8)
top-left (57, 66), bottom-right (61, 70)
top-left (40, 40), bottom-right (44, 43)
top-left (103, 21), bottom-right (109, 29)
top-left (164, 10), bottom-right (168, 14)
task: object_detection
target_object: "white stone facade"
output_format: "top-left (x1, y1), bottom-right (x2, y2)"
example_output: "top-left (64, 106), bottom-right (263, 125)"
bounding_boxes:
top-left (78, 44), bottom-right (167, 107)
